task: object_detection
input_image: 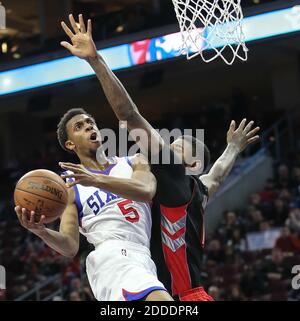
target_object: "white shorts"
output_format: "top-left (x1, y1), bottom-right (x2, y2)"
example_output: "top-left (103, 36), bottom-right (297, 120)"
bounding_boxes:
top-left (86, 239), bottom-right (167, 301)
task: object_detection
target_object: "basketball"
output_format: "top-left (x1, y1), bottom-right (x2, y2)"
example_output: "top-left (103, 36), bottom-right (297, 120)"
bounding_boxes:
top-left (14, 169), bottom-right (68, 224)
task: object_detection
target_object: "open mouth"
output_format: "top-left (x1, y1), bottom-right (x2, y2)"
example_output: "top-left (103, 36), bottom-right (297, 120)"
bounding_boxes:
top-left (90, 132), bottom-right (98, 141)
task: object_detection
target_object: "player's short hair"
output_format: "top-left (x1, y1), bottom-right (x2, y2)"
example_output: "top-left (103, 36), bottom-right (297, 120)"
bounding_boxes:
top-left (57, 108), bottom-right (94, 153)
top-left (179, 135), bottom-right (211, 173)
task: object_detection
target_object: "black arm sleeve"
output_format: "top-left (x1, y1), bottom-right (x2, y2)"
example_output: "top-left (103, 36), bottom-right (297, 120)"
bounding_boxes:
top-left (150, 145), bottom-right (193, 207)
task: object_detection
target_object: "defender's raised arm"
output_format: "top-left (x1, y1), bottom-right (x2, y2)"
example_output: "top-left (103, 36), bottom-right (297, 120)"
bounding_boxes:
top-left (200, 119), bottom-right (260, 197)
top-left (60, 14), bottom-right (163, 154)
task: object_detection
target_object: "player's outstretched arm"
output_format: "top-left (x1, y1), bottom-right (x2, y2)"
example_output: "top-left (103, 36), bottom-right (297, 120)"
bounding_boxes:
top-left (15, 188), bottom-right (79, 258)
top-left (60, 14), bottom-right (163, 154)
top-left (60, 154), bottom-right (157, 202)
top-left (200, 119), bottom-right (260, 197)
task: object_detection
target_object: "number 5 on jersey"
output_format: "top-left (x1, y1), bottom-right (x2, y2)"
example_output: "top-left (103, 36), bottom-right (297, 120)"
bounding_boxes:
top-left (117, 200), bottom-right (139, 223)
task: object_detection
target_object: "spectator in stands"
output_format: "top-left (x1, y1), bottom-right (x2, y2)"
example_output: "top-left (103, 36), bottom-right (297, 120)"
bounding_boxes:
top-left (81, 278), bottom-right (95, 301)
top-left (259, 220), bottom-right (271, 231)
top-left (278, 188), bottom-right (291, 203)
top-left (249, 193), bottom-right (261, 208)
top-left (208, 286), bottom-right (221, 301)
top-left (70, 277), bottom-right (82, 292)
top-left (206, 239), bottom-right (225, 266)
top-left (259, 179), bottom-right (276, 203)
top-left (272, 199), bottom-right (289, 227)
top-left (227, 228), bottom-right (246, 252)
top-left (225, 283), bottom-right (246, 301)
top-left (260, 248), bottom-right (290, 283)
top-left (247, 209), bottom-right (264, 231)
top-left (226, 211), bottom-right (238, 225)
top-left (218, 211), bottom-right (244, 240)
top-left (275, 226), bottom-right (300, 253)
top-left (291, 166), bottom-right (300, 191)
top-left (69, 277), bottom-right (94, 301)
top-left (61, 257), bottom-right (81, 285)
top-left (286, 207), bottom-right (300, 233)
top-left (249, 192), bottom-right (276, 223)
top-left (223, 245), bottom-right (235, 264)
top-left (10, 285), bottom-right (28, 299)
top-left (245, 205), bottom-right (256, 219)
top-left (277, 164), bottom-right (291, 188)
top-left (69, 291), bottom-right (82, 301)
top-left (240, 265), bottom-right (265, 299)
top-left (259, 247), bottom-right (291, 300)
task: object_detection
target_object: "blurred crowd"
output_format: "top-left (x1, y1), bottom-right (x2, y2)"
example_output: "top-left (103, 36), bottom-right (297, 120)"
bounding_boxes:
top-left (203, 161), bottom-right (300, 300)
top-left (0, 219), bottom-right (94, 300)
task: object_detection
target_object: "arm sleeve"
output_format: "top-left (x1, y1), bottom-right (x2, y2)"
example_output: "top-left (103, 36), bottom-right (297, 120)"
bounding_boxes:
top-left (149, 145), bottom-right (193, 207)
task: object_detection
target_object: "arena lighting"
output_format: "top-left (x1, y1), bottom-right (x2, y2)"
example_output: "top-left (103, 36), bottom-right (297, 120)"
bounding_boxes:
top-left (1, 6), bottom-right (300, 96)
top-left (1, 42), bottom-right (7, 53)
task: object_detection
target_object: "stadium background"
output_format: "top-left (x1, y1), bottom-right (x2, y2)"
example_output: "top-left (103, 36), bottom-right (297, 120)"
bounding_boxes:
top-left (0, 0), bottom-right (300, 301)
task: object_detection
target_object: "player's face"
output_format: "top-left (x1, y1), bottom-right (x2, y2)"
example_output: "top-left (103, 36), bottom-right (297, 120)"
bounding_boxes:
top-left (171, 138), bottom-right (192, 165)
top-left (171, 138), bottom-right (203, 174)
top-left (65, 114), bottom-right (101, 155)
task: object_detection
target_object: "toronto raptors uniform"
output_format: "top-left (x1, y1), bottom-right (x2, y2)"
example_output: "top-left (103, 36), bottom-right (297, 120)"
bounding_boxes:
top-left (149, 146), bottom-right (214, 301)
top-left (65, 156), bottom-right (166, 301)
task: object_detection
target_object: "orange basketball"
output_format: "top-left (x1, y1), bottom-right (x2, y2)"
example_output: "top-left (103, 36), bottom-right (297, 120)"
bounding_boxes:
top-left (14, 169), bottom-right (68, 224)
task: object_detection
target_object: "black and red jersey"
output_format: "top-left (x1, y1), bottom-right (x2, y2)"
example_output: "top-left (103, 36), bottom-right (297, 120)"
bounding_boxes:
top-left (149, 147), bottom-right (209, 298)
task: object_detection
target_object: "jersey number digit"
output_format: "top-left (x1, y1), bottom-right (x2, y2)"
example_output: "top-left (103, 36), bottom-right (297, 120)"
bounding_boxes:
top-left (117, 200), bottom-right (139, 223)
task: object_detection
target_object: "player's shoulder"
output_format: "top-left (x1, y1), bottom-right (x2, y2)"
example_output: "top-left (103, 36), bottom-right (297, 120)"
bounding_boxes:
top-left (130, 153), bottom-right (149, 163)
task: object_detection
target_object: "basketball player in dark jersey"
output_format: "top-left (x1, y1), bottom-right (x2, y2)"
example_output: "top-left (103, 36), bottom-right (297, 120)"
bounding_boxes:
top-left (60, 15), bottom-right (260, 300)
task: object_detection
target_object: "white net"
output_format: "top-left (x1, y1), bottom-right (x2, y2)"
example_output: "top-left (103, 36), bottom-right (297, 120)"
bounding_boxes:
top-left (172, 0), bottom-right (248, 65)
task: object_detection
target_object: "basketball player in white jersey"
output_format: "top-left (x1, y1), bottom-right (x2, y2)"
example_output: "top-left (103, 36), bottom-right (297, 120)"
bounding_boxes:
top-left (14, 107), bottom-right (173, 301)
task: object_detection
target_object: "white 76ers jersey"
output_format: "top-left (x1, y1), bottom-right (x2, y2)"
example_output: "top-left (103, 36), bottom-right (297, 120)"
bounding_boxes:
top-left (65, 157), bottom-right (152, 248)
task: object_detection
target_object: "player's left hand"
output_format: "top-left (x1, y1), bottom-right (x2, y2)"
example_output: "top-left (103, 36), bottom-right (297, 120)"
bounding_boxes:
top-left (60, 14), bottom-right (98, 60)
top-left (227, 119), bottom-right (260, 153)
top-left (59, 162), bottom-right (101, 188)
